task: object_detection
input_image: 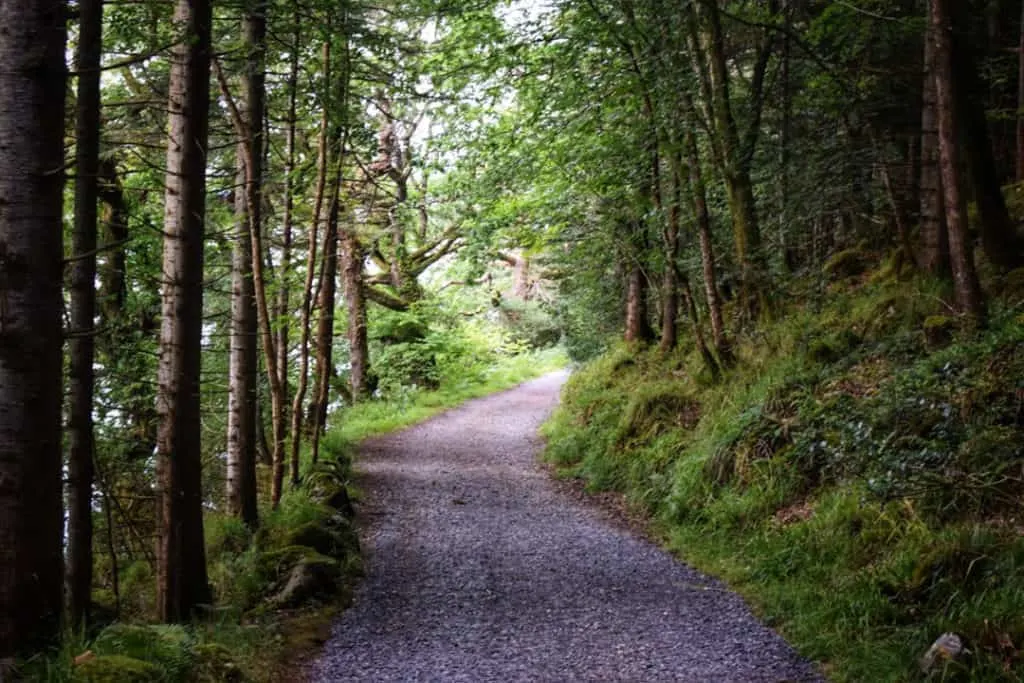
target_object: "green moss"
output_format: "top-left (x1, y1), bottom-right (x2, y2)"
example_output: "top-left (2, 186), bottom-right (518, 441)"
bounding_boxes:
top-left (72, 655), bottom-right (162, 682)
top-left (922, 314), bottom-right (955, 349)
top-left (91, 624), bottom-right (193, 680)
top-left (822, 247), bottom-right (868, 281)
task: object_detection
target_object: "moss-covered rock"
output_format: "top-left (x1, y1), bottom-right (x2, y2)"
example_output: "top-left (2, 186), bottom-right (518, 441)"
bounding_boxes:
top-left (191, 642), bottom-right (245, 682)
top-left (72, 654), bottom-right (162, 682)
top-left (269, 555), bottom-right (342, 608)
top-left (284, 517), bottom-right (358, 559)
top-left (922, 315), bottom-right (955, 349)
top-left (91, 623), bottom-right (193, 678)
top-left (823, 248), bottom-right (868, 281)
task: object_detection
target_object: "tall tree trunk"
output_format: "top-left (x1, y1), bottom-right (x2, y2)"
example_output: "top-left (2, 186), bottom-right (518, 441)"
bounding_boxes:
top-left (275, 4), bottom-right (300, 437)
top-left (342, 227), bottom-right (369, 401)
top-left (624, 235), bottom-right (653, 344)
top-left (661, 153), bottom-right (681, 352)
top-left (287, 36), bottom-right (330, 497)
top-left (0, 0), bottom-right (66, 655)
top-left (67, 0), bottom-right (103, 630)
top-left (1018, 0), bottom-right (1024, 183)
top-left (226, 151), bottom-right (258, 527)
top-left (694, 0), bottom-right (770, 319)
top-left (156, 0), bottom-right (213, 622)
top-left (931, 0), bottom-right (985, 320)
top-left (227, 0), bottom-right (272, 525)
top-left (310, 179), bottom-right (340, 469)
top-left (98, 159), bottom-right (129, 321)
top-left (920, 4), bottom-right (951, 277)
top-left (680, 97), bottom-right (731, 364)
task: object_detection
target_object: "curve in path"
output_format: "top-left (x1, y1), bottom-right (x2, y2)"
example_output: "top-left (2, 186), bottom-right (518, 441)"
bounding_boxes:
top-left (308, 371), bottom-right (822, 682)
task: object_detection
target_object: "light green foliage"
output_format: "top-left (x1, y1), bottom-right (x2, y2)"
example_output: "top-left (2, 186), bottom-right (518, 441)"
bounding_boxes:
top-left (90, 624), bottom-right (193, 681)
top-left (543, 274), bottom-right (1024, 681)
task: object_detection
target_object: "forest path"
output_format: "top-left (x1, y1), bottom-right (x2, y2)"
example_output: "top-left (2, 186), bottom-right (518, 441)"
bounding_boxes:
top-left (307, 371), bottom-right (821, 682)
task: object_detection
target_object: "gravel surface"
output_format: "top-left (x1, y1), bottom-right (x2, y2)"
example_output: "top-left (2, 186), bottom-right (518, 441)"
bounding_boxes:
top-left (308, 371), bottom-right (823, 682)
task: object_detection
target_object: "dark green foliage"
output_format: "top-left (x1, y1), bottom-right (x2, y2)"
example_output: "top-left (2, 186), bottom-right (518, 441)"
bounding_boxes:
top-left (72, 655), bottom-right (162, 682)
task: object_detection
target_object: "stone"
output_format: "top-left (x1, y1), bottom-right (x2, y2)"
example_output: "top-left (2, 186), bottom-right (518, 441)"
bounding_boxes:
top-left (271, 556), bottom-right (341, 608)
top-left (919, 632), bottom-right (968, 676)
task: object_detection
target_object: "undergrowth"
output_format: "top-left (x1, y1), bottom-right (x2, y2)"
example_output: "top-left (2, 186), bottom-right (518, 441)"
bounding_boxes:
top-left (542, 273), bottom-right (1024, 682)
top-left (17, 345), bottom-right (566, 682)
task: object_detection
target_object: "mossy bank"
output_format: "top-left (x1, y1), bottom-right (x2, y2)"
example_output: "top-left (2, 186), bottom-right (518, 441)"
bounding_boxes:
top-left (543, 268), bottom-right (1024, 682)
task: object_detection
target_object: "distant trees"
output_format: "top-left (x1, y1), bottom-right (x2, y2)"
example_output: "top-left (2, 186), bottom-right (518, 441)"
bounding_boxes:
top-left (475, 0), bottom-right (1024, 358)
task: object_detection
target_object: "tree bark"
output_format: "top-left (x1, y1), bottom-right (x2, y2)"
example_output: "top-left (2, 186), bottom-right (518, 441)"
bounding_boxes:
top-left (98, 159), bottom-right (129, 321)
top-left (920, 4), bottom-right (951, 277)
top-left (948, 1), bottom-right (1023, 271)
top-left (624, 234), bottom-right (653, 344)
top-left (342, 227), bottom-right (370, 401)
top-left (226, 149), bottom-right (259, 527)
top-left (931, 0), bottom-right (985, 320)
top-left (310, 178), bottom-right (340, 468)
top-left (1018, 0), bottom-right (1024, 183)
top-left (692, 0), bottom-right (770, 320)
top-left (156, 0), bottom-right (213, 621)
top-left (679, 95), bottom-right (731, 364)
top-left (287, 36), bottom-right (330, 497)
top-left (0, 0), bottom-right (66, 655)
top-left (67, 0), bottom-right (103, 630)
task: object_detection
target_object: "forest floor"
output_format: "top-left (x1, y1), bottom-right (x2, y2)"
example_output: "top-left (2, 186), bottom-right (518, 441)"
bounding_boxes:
top-left (305, 371), bottom-right (821, 682)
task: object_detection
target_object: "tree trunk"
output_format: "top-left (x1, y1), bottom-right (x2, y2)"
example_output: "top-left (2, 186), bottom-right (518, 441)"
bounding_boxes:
top-left (98, 159), bottom-right (129, 321)
top-left (275, 4), bottom-right (300, 438)
top-left (287, 37), bottom-right (331, 498)
top-left (226, 150), bottom-right (259, 527)
top-left (342, 227), bottom-right (369, 401)
top-left (1018, 0), bottom-right (1024, 182)
top-left (920, 4), bottom-right (951, 277)
top-left (931, 0), bottom-right (985, 320)
top-left (680, 97), bottom-right (732, 364)
top-left (0, 0), bottom-right (66, 655)
top-left (624, 240), bottom-right (653, 344)
top-left (67, 0), bottom-right (103, 630)
top-left (661, 155), bottom-right (682, 352)
top-left (310, 179), bottom-right (340, 469)
top-left (156, 0), bottom-right (213, 622)
top-left (948, 1), bottom-right (1023, 271)
top-left (694, 0), bottom-right (770, 319)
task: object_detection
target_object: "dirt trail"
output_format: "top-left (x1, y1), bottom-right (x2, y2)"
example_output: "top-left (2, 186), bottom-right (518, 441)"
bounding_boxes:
top-left (308, 371), bottom-right (821, 682)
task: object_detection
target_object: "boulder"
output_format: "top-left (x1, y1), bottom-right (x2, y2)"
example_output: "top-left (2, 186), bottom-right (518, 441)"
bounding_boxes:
top-left (324, 486), bottom-right (355, 518)
top-left (919, 632), bottom-right (968, 677)
top-left (270, 556), bottom-right (341, 608)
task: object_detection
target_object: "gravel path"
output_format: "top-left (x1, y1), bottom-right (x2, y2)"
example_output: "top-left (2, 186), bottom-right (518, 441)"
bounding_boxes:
top-left (308, 372), bottom-right (822, 682)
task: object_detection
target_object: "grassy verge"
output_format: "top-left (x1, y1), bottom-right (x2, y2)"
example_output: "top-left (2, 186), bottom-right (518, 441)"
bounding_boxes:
top-left (542, 271), bottom-right (1024, 682)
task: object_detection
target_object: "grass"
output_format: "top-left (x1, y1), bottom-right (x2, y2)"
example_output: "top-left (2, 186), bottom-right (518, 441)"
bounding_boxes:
top-left (335, 345), bottom-right (567, 443)
top-left (541, 273), bottom-right (1024, 682)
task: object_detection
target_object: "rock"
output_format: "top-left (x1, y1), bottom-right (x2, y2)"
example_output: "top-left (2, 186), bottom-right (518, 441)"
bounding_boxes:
top-left (919, 632), bottom-right (968, 676)
top-left (324, 486), bottom-right (355, 518)
top-left (271, 556), bottom-right (341, 608)
top-left (192, 642), bottom-right (244, 683)
top-left (922, 315), bottom-right (955, 349)
top-left (284, 516), bottom-right (358, 559)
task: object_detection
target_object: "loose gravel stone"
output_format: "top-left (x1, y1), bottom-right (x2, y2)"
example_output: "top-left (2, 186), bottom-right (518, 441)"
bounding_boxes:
top-left (307, 372), bottom-right (823, 682)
